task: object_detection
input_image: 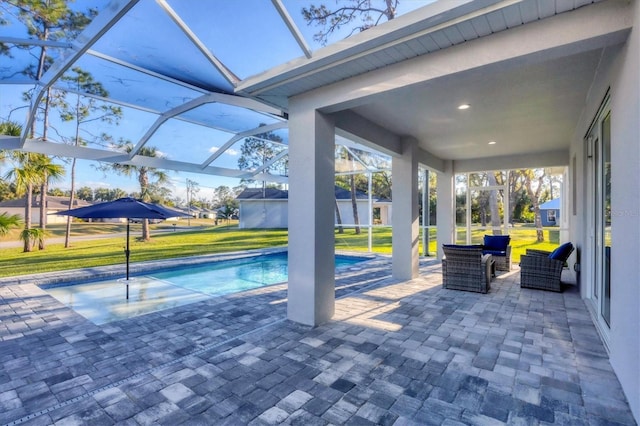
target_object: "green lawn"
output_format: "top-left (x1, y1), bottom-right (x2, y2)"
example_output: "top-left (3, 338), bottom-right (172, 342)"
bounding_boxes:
top-left (0, 223), bottom-right (563, 278)
top-left (0, 218), bottom-right (218, 241)
top-left (0, 225), bottom-right (287, 278)
top-left (336, 224), bottom-right (560, 261)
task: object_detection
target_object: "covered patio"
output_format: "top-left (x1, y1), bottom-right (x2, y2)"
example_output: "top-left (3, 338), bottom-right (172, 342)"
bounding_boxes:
top-left (1, 0), bottom-right (639, 423)
top-left (0, 260), bottom-right (635, 425)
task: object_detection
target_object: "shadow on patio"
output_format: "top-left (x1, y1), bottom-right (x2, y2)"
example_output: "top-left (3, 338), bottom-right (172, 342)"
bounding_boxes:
top-left (0, 259), bottom-right (635, 425)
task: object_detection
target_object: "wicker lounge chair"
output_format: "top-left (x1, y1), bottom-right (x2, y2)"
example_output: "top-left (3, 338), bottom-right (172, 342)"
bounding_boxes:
top-left (482, 235), bottom-right (512, 271)
top-left (442, 245), bottom-right (493, 294)
top-left (520, 242), bottom-right (574, 292)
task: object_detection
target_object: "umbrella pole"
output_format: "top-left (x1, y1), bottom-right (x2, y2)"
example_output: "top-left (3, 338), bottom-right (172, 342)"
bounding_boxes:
top-left (125, 220), bottom-right (130, 300)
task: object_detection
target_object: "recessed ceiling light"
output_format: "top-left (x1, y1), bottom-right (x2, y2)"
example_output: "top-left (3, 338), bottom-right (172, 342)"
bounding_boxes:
top-left (458, 104), bottom-right (470, 110)
top-left (488, 141), bottom-right (496, 145)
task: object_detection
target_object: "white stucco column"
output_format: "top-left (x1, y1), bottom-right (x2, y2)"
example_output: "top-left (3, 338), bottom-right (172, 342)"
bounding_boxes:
top-left (392, 138), bottom-right (419, 280)
top-left (436, 160), bottom-right (455, 259)
top-left (287, 102), bottom-right (335, 326)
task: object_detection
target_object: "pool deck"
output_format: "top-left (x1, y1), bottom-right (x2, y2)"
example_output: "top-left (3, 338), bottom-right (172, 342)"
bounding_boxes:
top-left (0, 256), bottom-right (636, 425)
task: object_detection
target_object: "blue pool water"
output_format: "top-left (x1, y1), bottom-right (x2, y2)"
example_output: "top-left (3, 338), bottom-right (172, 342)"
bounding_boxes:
top-left (148, 253), bottom-right (364, 297)
top-left (42, 253), bottom-right (367, 325)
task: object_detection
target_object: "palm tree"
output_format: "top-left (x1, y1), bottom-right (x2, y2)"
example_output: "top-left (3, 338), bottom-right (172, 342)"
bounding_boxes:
top-left (2, 122), bottom-right (35, 252)
top-left (4, 151), bottom-right (41, 252)
top-left (0, 121), bottom-right (22, 138)
top-left (1, 121), bottom-right (63, 251)
top-left (108, 142), bottom-right (169, 241)
top-left (0, 213), bottom-right (22, 237)
top-left (34, 154), bottom-right (65, 249)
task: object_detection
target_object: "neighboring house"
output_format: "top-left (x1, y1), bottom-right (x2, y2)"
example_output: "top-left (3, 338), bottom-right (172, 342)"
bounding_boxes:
top-left (198, 209), bottom-right (217, 219)
top-left (333, 186), bottom-right (392, 227)
top-left (0, 196), bottom-right (92, 225)
top-left (236, 186), bottom-right (391, 229)
top-left (186, 207), bottom-right (201, 218)
top-left (539, 198), bottom-right (561, 226)
top-left (171, 206), bottom-right (197, 219)
top-left (236, 188), bottom-right (288, 228)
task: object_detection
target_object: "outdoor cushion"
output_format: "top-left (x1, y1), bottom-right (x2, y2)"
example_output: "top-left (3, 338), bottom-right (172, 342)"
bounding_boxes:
top-left (483, 235), bottom-right (511, 251)
top-left (483, 249), bottom-right (507, 256)
top-left (549, 242), bottom-right (574, 262)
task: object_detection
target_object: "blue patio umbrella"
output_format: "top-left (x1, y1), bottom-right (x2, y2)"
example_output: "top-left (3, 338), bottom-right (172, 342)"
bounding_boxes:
top-left (56, 197), bottom-right (191, 299)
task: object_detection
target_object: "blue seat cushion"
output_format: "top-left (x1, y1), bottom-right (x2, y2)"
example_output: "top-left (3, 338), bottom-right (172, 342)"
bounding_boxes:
top-left (483, 249), bottom-right (507, 256)
top-left (549, 242), bottom-right (573, 261)
top-left (483, 235), bottom-right (511, 251)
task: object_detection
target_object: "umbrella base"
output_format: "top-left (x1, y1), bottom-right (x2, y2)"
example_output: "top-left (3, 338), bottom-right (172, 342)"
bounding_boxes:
top-left (117, 277), bottom-right (137, 300)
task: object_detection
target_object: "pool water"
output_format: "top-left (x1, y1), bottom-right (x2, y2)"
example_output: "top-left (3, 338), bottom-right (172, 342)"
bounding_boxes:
top-left (149, 253), bottom-right (362, 297)
top-left (45, 277), bottom-right (211, 326)
top-left (42, 253), bottom-right (366, 325)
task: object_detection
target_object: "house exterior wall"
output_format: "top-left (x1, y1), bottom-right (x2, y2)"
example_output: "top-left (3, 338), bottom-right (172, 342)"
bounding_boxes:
top-left (46, 210), bottom-right (69, 225)
top-left (608, 2), bottom-right (640, 418)
top-left (336, 200), bottom-right (371, 226)
top-left (0, 207), bottom-right (68, 225)
top-left (570, 5), bottom-right (640, 419)
top-left (379, 204), bottom-right (391, 225)
top-left (239, 200), bottom-right (391, 228)
top-left (539, 208), bottom-right (559, 227)
top-left (238, 201), bottom-right (288, 229)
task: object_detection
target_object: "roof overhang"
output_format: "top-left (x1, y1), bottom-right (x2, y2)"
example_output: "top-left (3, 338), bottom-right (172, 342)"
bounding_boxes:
top-left (239, 0), bottom-right (632, 171)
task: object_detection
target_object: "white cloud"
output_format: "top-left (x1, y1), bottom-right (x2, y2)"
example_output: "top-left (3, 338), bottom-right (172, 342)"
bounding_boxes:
top-left (208, 146), bottom-right (239, 156)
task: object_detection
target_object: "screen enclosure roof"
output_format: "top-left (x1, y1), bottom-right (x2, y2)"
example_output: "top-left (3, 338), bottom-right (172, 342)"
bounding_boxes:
top-left (0, 0), bottom-right (435, 181)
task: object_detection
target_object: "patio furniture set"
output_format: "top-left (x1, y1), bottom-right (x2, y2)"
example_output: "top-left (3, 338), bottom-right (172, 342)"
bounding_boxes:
top-left (442, 235), bottom-right (573, 293)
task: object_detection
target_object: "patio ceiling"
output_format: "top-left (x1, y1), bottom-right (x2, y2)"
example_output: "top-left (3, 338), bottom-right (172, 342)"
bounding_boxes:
top-left (351, 49), bottom-right (604, 162)
top-left (0, 0), bottom-right (632, 179)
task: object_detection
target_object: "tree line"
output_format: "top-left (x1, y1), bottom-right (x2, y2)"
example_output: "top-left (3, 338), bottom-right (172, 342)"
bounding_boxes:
top-left (456, 170), bottom-right (561, 242)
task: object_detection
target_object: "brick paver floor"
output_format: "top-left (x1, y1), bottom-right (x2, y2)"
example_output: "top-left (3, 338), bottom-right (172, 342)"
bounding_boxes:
top-left (0, 256), bottom-right (636, 425)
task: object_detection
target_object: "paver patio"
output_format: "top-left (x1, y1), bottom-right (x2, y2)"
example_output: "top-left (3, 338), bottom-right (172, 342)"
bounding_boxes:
top-left (0, 257), bottom-right (636, 425)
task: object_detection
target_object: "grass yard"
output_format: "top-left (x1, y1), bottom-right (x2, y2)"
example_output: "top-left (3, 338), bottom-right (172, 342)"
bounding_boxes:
top-left (335, 224), bottom-right (560, 261)
top-left (0, 223), bottom-right (564, 278)
top-left (0, 225), bottom-right (287, 278)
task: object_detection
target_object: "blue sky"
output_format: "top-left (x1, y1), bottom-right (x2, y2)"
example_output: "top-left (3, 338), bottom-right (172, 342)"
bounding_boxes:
top-left (0, 83), bottom-right (244, 200)
top-left (0, 0), bottom-right (434, 201)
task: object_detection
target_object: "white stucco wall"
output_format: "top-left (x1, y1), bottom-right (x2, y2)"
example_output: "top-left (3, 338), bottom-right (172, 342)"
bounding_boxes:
top-left (336, 200), bottom-right (372, 226)
top-left (608, 2), bottom-right (640, 419)
top-left (569, 5), bottom-right (640, 419)
top-left (379, 204), bottom-right (391, 225)
top-left (238, 201), bottom-right (288, 229)
top-left (239, 200), bottom-right (391, 228)
top-left (1, 207), bottom-right (69, 225)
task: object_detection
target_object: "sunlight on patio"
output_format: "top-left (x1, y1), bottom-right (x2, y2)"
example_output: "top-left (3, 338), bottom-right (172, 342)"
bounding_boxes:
top-left (334, 278), bottom-right (443, 332)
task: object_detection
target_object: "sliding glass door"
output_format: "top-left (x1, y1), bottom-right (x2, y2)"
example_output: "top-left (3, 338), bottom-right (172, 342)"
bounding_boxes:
top-left (586, 97), bottom-right (611, 332)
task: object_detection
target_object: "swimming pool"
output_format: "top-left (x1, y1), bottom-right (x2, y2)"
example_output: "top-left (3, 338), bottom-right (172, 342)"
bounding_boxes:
top-left (41, 252), bottom-right (368, 325)
top-left (148, 252), bottom-right (363, 297)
